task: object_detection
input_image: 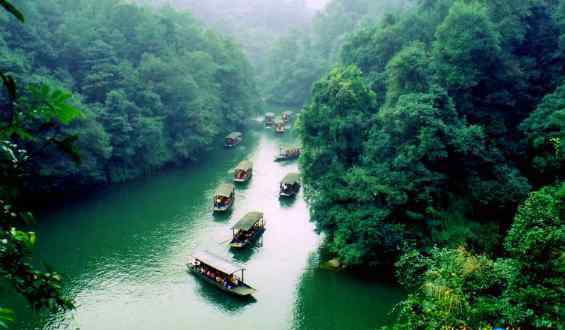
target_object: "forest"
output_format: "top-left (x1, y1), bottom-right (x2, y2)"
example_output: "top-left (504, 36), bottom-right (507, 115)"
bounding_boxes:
top-left (0, 0), bottom-right (563, 329)
top-left (297, 0), bottom-right (564, 328)
top-left (1, 0), bottom-right (257, 194)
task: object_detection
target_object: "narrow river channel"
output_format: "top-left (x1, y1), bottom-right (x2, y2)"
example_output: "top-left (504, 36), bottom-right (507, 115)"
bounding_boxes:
top-left (8, 127), bottom-right (404, 330)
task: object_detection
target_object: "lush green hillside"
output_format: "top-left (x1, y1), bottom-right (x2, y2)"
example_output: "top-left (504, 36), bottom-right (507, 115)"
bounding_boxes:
top-left (262, 0), bottom-right (409, 106)
top-left (140, 0), bottom-right (316, 80)
top-left (1, 0), bottom-right (258, 193)
top-left (298, 0), bottom-right (564, 328)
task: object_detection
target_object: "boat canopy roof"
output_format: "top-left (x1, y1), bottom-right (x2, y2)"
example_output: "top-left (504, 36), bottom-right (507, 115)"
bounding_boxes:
top-left (265, 112), bottom-right (275, 117)
top-left (282, 173), bottom-right (300, 185)
top-left (193, 251), bottom-right (244, 275)
top-left (226, 132), bottom-right (242, 140)
top-left (232, 212), bottom-right (263, 231)
top-left (215, 183), bottom-right (235, 197)
top-left (283, 111), bottom-right (292, 115)
top-left (235, 160), bottom-right (253, 171)
top-left (275, 118), bottom-right (285, 124)
top-left (281, 146), bottom-right (300, 152)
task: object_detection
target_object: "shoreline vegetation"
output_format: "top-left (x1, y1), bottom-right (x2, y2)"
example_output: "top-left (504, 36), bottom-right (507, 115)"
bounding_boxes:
top-left (2, 0), bottom-right (258, 197)
top-left (296, 0), bottom-right (563, 329)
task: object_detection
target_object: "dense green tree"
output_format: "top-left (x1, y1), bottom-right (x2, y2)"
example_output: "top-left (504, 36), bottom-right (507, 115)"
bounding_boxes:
top-left (1, 0), bottom-right (258, 193)
top-left (263, 0), bottom-right (408, 107)
top-left (298, 5), bottom-right (563, 328)
top-left (300, 0), bottom-right (562, 270)
top-left (385, 42), bottom-right (431, 106)
top-left (502, 184), bottom-right (564, 328)
top-left (520, 83), bottom-right (565, 184)
top-left (388, 184), bottom-right (564, 329)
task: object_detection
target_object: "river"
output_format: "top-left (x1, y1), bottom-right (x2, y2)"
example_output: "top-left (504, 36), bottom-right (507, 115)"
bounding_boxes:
top-left (7, 127), bottom-right (404, 330)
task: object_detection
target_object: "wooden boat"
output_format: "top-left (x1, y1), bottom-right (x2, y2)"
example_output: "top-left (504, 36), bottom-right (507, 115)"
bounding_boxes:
top-left (213, 183), bottom-right (235, 212)
top-left (230, 212), bottom-right (265, 249)
top-left (280, 173), bottom-right (301, 198)
top-left (274, 118), bottom-right (286, 134)
top-left (187, 251), bottom-right (257, 296)
top-left (282, 111), bottom-right (292, 123)
top-left (264, 112), bottom-right (275, 127)
top-left (274, 147), bottom-right (301, 162)
top-left (225, 132), bottom-right (243, 148)
top-left (234, 160), bottom-right (253, 183)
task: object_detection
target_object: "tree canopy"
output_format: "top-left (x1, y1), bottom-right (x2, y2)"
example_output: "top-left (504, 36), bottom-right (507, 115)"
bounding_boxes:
top-left (1, 0), bottom-right (258, 193)
top-left (298, 0), bottom-right (564, 327)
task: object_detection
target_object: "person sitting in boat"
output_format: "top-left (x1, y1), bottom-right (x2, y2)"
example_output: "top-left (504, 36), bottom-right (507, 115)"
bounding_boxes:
top-left (230, 275), bottom-right (239, 286)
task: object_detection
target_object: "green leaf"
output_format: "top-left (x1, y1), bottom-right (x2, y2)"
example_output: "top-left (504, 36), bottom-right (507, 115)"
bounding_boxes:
top-left (28, 232), bottom-right (37, 248)
top-left (0, 0), bottom-right (24, 22)
top-left (56, 103), bottom-right (81, 124)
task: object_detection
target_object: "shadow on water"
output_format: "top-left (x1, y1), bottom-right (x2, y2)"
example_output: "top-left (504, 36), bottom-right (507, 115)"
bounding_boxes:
top-left (212, 210), bottom-right (232, 222)
top-left (279, 195), bottom-right (297, 208)
top-left (229, 240), bottom-right (263, 263)
top-left (234, 179), bottom-right (252, 190)
top-left (276, 160), bottom-right (300, 168)
top-left (191, 274), bottom-right (257, 313)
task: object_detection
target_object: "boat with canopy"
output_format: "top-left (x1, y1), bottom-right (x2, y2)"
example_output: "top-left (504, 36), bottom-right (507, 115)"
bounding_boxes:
top-left (233, 160), bottom-right (253, 183)
top-left (282, 111), bottom-right (292, 123)
top-left (225, 132), bottom-right (243, 148)
top-left (280, 173), bottom-right (301, 198)
top-left (264, 112), bottom-right (275, 127)
top-left (213, 183), bottom-right (235, 212)
top-left (188, 251), bottom-right (257, 296)
top-left (229, 212), bottom-right (265, 249)
top-left (274, 118), bottom-right (286, 134)
top-left (274, 146), bottom-right (301, 162)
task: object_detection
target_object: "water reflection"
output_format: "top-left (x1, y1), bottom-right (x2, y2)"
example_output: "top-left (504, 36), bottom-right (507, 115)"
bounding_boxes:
top-left (279, 195), bottom-right (297, 208)
top-left (230, 243), bottom-right (262, 263)
top-left (191, 274), bottom-right (257, 313)
top-left (291, 252), bottom-right (405, 330)
top-left (234, 180), bottom-right (252, 190)
top-left (212, 210), bottom-right (232, 222)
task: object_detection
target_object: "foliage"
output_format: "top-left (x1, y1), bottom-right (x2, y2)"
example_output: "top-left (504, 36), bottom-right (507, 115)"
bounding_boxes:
top-left (501, 184), bottom-right (565, 328)
top-left (0, 77), bottom-right (79, 327)
top-left (520, 83), bottom-right (565, 183)
top-left (300, 0), bottom-right (561, 267)
top-left (262, 0), bottom-right (409, 107)
top-left (1, 0), bottom-right (258, 192)
top-left (387, 184), bottom-right (564, 329)
top-left (142, 0), bottom-right (315, 77)
top-left (298, 1), bottom-right (564, 327)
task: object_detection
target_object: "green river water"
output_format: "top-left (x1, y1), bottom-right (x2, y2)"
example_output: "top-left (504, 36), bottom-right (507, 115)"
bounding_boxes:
top-left (6, 127), bottom-right (404, 330)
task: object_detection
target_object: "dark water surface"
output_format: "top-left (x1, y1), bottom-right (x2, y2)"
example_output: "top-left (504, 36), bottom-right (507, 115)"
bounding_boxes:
top-left (8, 129), bottom-right (404, 330)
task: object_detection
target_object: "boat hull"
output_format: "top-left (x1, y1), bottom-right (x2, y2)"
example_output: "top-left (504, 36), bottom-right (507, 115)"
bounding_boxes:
top-left (225, 141), bottom-right (241, 148)
top-left (187, 265), bottom-right (256, 297)
top-left (279, 190), bottom-right (299, 198)
top-left (229, 228), bottom-right (265, 249)
top-left (213, 199), bottom-right (234, 212)
top-left (213, 205), bottom-right (232, 212)
top-left (234, 173), bottom-right (252, 183)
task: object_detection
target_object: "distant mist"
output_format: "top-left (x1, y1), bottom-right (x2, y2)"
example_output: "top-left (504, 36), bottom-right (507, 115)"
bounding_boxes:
top-left (306, 0), bottom-right (329, 9)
